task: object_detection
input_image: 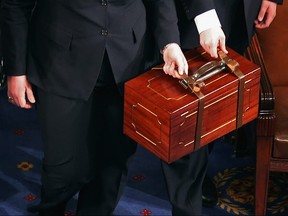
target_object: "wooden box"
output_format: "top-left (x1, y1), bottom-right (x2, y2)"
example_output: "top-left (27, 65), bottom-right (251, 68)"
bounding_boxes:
top-left (124, 47), bottom-right (261, 163)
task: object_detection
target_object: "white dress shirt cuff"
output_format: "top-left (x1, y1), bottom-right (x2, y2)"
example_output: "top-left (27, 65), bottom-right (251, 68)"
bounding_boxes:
top-left (194, 9), bottom-right (222, 34)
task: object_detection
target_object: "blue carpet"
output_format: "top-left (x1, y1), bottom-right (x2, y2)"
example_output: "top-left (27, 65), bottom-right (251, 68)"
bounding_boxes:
top-left (1, 89), bottom-right (288, 216)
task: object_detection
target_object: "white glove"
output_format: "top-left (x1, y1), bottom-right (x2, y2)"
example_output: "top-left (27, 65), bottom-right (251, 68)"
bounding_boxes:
top-left (162, 43), bottom-right (188, 79)
top-left (199, 27), bottom-right (228, 58)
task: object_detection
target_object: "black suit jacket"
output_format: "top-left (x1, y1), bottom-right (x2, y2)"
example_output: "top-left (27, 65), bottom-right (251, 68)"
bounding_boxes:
top-left (0, 0), bottom-right (2, 58)
top-left (2, 0), bottom-right (180, 100)
top-left (176, 0), bottom-right (283, 50)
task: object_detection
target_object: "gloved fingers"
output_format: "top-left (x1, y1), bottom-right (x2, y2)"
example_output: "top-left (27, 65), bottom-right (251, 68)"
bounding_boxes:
top-left (218, 35), bottom-right (228, 54)
top-left (162, 43), bottom-right (188, 79)
top-left (199, 27), bottom-right (227, 58)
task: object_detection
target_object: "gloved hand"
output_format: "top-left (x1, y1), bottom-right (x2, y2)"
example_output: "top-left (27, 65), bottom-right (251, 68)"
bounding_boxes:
top-left (199, 27), bottom-right (228, 58)
top-left (162, 43), bottom-right (188, 79)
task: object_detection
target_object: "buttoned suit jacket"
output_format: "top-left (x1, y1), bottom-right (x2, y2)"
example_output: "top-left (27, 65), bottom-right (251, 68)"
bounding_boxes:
top-left (2, 0), bottom-right (180, 100)
top-left (175, 0), bottom-right (283, 50)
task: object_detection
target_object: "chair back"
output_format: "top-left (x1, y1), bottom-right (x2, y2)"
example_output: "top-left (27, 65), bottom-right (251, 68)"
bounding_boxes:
top-left (257, 1), bottom-right (288, 158)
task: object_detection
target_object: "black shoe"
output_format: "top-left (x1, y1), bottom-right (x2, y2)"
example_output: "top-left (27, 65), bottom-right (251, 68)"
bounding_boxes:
top-left (27, 203), bottom-right (66, 216)
top-left (202, 175), bottom-right (218, 207)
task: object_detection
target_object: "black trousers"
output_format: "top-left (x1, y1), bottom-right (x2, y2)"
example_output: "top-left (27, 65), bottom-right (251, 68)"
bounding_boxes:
top-left (34, 53), bottom-right (137, 216)
top-left (161, 146), bottom-right (209, 215)
top-left (225, 0), bottom-right (257, 154)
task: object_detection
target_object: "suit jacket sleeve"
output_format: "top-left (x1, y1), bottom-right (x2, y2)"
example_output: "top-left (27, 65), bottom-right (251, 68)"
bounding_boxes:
top-left (179, 0), bottom-right (283, 21)
top-left (2, 0), bottom-right (36, 76)
top-left (144, 0), bottom-right (180, 50)
top-left (269, 0), bottom-right (283, 4)
top-left (178, 0), bottom-right (216, 21)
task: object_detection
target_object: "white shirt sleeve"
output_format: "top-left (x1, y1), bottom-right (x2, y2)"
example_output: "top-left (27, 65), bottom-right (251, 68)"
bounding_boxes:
top-left (194, 9), bottom-right (222, 34)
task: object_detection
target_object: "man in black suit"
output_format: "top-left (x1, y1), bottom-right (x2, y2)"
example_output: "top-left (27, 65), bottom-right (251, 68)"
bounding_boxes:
top-left (2, 1), bottom-right (189, 215)
top-left (174, 0), bottom-right (282, 209)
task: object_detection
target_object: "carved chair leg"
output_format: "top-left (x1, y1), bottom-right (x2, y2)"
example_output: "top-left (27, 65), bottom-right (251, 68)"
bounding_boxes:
top-left (255, 136), bottom-right (273, 216)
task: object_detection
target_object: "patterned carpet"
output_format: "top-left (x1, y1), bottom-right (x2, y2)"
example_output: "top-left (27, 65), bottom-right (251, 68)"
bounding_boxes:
top-left (215, 167), bottom-right (288, 215)
top-left (1, 88), bottom-right (288, 216)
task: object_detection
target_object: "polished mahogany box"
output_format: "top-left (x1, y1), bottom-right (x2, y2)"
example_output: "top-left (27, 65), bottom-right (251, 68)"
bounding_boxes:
top-left (124, 47), bottom-right (261, 163)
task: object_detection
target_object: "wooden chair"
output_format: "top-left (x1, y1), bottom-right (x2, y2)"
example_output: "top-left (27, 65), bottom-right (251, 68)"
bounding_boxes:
top-left (245, 2), bottom-right (288, 215)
